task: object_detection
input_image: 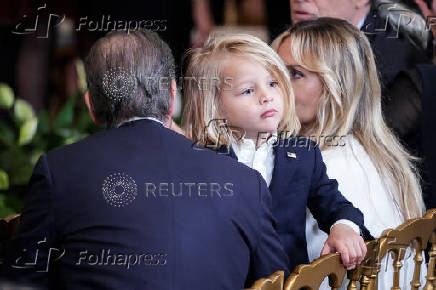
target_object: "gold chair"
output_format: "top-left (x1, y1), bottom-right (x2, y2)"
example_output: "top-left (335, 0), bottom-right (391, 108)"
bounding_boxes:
top-left (250, 209), bottom-right (436, 290)
top-left (376, 209), bottom-right (436, 290)
top-left (247, 270), bottom-right (284, 290)
top-left (423, 208), bottom-right (436, 289)
top-left (284, 253), bottom-right (346, 290)
top-left (347, 239), bottom-right (380, 290)
top-left (0, 214), bottom-right (20, 264)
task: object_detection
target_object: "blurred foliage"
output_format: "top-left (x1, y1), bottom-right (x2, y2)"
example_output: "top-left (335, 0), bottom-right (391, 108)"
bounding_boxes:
top-left (0, 65), bottom-right (100, 218)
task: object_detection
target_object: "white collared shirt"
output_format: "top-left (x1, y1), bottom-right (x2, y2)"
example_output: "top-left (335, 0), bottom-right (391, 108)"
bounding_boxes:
top-left (231, 135), bottom-right (277, 186)
top-left (231, 136), bottom-right (359, 234)
top-left (117, 116), bottom-right (163, 127)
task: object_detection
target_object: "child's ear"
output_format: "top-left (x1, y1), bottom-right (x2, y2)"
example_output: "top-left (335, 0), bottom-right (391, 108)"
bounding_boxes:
top-left (85, 91), bottom-right (101, 125)
top-left (168, 80), bottom-right (177, 117)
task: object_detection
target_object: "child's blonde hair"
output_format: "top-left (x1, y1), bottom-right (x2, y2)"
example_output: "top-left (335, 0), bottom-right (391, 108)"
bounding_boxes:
top-left (182, 33), bottom-right (300, 147)
top-left (273, 18), bottom-right (424, 219)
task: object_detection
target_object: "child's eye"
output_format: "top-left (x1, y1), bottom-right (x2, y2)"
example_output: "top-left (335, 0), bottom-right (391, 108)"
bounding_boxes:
top-left (269, 81), bottom-right (279, 88)
top-left (241, 88), bottom-right (254, 95)
top-left (291, 69), bottom-right (304, 79)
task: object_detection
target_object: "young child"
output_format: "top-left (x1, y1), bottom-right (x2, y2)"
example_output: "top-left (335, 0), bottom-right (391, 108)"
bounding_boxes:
top-left (181, 33), bottom-right (372, 272)
top-left (273, 18), bottom-right (426, 289)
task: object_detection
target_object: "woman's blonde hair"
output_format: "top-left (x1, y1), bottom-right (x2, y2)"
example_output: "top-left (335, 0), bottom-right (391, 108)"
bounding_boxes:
top-left (182, 33), bottom-right (300, 147)
top-left (273, 17), bottom-right (424, 219)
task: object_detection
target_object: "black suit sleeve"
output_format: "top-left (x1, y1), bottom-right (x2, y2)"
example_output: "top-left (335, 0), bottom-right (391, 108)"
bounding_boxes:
top-left (383, 69), bottom-right (422, 141)
top-left (245, 172), bottom-right (290, 287)
top-left (3, 155), bottom-right (57, 289)
top-left (307, 147), bottom-right (373, 240)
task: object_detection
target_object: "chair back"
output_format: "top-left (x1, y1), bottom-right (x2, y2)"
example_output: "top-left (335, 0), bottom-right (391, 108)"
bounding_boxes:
top-left (247, 270), bottom-right (284, 290)
top-left (285, 253), bottom-right (346, 290)
top-left (377, 210), bottom-right (434, 290)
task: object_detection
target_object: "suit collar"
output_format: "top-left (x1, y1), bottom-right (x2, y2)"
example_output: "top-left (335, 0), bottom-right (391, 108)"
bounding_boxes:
top-left (216, 145), bottom-right (238, 160)
top-left (118, 117), bottom-right (164, 128)
top-left (219, 140), bottom-right (298, 192)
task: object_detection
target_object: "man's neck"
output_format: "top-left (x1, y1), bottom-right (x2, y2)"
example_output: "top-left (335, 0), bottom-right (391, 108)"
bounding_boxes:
top-left (351, 4), bottom-right (371, 27)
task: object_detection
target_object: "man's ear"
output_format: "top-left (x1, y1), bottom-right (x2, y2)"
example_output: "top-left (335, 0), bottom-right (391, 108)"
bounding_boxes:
top-left (84, 91), bottom-right (100, 125)
top-left (168, 79), bottom-right (177, 118)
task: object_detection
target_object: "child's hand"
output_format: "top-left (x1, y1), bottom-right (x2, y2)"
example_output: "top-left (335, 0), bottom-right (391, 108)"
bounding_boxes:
top-left (320, 224), bottom-right (367, 270)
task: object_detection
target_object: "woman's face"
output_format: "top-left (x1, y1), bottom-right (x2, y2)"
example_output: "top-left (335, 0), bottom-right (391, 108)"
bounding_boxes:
top-left (277, 37), bottom-right (323, 127)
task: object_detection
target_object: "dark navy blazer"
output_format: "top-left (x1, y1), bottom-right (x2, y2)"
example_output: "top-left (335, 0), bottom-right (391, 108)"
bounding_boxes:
top-left (219, 138), bottom-right (372, 271)
top-left (2, 119), bottom-right (289, 290)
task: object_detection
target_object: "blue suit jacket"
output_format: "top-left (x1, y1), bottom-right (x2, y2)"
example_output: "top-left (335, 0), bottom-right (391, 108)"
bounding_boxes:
top-left (2, 119), bottom-right (289, 290)
top-left (219, 138), bottom-right (372, 271)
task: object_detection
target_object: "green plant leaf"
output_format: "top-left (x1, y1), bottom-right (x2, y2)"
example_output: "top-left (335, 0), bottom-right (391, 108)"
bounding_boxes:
top-left (14, 99), bottom-right (34, 123)
top-left (75, 59), bottom-right (87, 92)
top-left (0, 121), bottom-right (15, 146)
top-left (0, 194), bottom-right (17, 218)
top-left (0, 83), bottom-right (14, 109)
top-left (0, 146), bottom-right (34, 186)
top-left (10, 165), bottom-right (33, 186)
top-left (18, 117), bottom-right (38, 145)
top-left (31, 150), bottom-right (44, 165)
top-left (0, 170), bottom-right (9, 190)
top-left (4, 194), bottom-right (24, 213)
top-left (53, 96), bottom-right (75, 130)
top-left (37, 110), bottom-right (50, 135)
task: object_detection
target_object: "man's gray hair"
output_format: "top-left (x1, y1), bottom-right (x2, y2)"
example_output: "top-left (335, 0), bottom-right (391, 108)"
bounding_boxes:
top-left (85, 30), bottom-right (175, 128)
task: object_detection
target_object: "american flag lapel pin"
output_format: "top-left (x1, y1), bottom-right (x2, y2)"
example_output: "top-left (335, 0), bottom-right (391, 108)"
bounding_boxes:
top-left (287, 152), bottom-right (297, 159)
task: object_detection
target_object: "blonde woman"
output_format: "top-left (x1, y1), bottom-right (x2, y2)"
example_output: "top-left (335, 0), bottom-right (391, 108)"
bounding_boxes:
top-left (274, 18), bottom-right (426, 289)
top-left (182, 33), bottom-right (372, 272)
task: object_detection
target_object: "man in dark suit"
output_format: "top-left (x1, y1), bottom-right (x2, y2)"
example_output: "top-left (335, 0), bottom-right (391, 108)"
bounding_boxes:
top-left (290, 0), bottom-right (431, 91)
top-left (2, 30), bottom-right (289, 289)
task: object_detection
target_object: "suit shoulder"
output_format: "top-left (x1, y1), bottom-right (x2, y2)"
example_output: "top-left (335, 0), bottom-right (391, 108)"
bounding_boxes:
top-left (44, 129), bottom-right (109, 159)
top-left (159, 127), bottom-right (262, 180)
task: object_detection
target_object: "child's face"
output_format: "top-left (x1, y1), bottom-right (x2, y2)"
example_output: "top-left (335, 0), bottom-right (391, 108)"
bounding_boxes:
top-left (219, 55), bottom-right (284, 140)
top-left (278, 38), bottom-right (323, 127)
